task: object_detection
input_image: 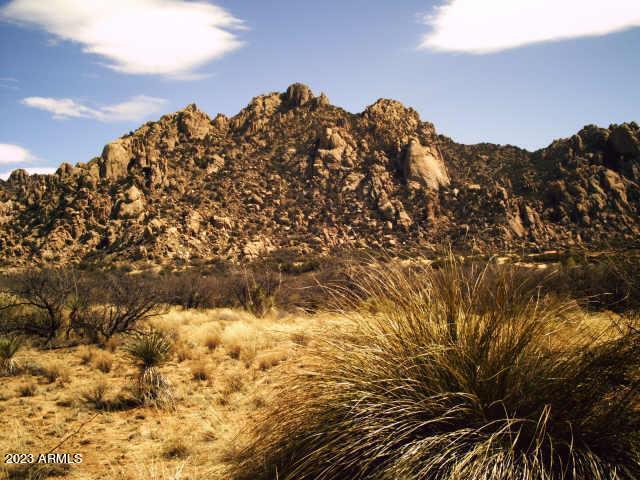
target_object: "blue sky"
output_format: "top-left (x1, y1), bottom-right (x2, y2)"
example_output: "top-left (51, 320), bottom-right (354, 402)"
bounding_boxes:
top-left (1, 0), bottom-right (639, 177)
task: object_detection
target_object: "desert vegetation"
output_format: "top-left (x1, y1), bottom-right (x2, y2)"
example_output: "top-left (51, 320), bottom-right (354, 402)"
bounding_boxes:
top-left (0, 250), bottom-right (638, 479)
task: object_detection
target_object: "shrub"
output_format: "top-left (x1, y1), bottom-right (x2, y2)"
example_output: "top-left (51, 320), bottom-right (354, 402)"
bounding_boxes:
top-left (228, 268), bottom-right (281, 317)
top-left (159, 272), bottom-right (219, 309)
top-left (125, 330), bottom-right (173, 407)
top-left (551, 251), bottom-right (640, 312)
top-left (0, 268), bottom-right (80, 342)
top-left (70, 273), bottom-right (166, 343)
top-left (0, 335), bottom-right (22, 375)
top-left (231, 257), bottom-right (640, 480)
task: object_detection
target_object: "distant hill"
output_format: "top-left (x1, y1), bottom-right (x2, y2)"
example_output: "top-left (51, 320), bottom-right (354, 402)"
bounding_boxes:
top-left (1, 83), bottom-right (638, 265)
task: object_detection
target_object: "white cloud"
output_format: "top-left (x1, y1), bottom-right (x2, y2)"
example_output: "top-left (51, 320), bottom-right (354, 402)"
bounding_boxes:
top-left (420, 0), bottom-right (640, 54)
top-left (0, 167), bottom-right (56, 180)
top-left (0, 143), bottom-right (36, 165)
top-left (21, 95), bottom-right (167, 122)
top-left (1, 0), bottom-right (244, 78)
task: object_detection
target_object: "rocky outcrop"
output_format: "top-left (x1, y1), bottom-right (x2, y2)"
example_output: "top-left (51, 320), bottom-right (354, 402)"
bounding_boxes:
top-left (0, 83), bottom-right (638, 266)
top-left (401, 138), bottom-right (449, 191)
top-left (100, 140), bottom-right (132, 180)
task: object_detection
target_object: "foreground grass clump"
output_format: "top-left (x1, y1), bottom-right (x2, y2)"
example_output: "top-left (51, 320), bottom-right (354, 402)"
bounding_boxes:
top-left (232, 258), bottom-right (640, 480)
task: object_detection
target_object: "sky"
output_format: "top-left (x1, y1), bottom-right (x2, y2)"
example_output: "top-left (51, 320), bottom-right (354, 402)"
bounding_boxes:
top-left (0, 0), bottom-right (639, 178)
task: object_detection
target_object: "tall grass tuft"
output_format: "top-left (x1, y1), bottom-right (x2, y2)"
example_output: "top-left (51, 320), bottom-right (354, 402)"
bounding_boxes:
top-left (0, 335), bottom-right (22, 375)
top-left (231, 256), bottom-right (640, 480)
top-left (124, 330), bottom-right (173, 407)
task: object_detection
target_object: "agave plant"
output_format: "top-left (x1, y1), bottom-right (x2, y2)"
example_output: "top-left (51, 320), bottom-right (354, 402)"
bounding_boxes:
top-left (0, 335), bottom-right (22, 375)
top-left (124, 330), bottom-right (173, 407)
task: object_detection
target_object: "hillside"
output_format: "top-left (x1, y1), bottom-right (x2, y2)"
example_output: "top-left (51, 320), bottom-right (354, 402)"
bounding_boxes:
top-left (0, 83), bottom-right (638, 265)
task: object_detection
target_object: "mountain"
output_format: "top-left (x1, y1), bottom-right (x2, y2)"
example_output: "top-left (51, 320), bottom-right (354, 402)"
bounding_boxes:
top-left (1, 83), bottom-right (638, 266)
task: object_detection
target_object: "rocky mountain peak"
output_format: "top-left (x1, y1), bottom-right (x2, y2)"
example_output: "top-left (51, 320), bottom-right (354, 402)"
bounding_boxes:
top-left (0, 85), bottom-right (638, 266)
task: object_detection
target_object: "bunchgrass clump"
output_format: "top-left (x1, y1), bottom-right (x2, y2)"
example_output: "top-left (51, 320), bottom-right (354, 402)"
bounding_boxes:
top-left (231, 256), bottom-right (640, 480)
top-left (81, 376), bottom-right (110, 410)
top-left (124, 330), bottom-right (173, 407)
top-left (92, 350), bottom-right (113, 373)
top-left (0, 335), bottom-right (22, 375)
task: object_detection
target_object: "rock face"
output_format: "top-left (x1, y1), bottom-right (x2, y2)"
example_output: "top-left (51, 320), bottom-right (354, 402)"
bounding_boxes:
top-left (402, 138), bottom-right (449, 191)
top-left (0, 83), bottom-right (638, 265)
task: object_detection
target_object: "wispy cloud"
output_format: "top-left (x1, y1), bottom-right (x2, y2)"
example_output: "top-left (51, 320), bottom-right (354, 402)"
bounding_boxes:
top-left (21, 95), bottom-right (167, 122)
top-left (0, 143), bottom-right (36, 165)
top-left (0, 77), bottom-right (19, 90)
top-left (420, 0), bottom-right (640, 54)
top-left (1, 0), bottom-right (245, 78)
top-left (0, 166), bottom-right (56, 180)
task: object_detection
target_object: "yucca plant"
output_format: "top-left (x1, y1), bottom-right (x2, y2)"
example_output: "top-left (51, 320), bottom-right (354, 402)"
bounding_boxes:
top-left (231, 256), bottom-right (640, 480)
top-left (0, 335), bottom-right (22, 375)
top-left (124, 330), bottom-right (173, 407)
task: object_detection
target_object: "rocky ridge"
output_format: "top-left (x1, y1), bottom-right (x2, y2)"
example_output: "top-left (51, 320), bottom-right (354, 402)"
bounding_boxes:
top-left (0, 83), bottom-right (638, 265)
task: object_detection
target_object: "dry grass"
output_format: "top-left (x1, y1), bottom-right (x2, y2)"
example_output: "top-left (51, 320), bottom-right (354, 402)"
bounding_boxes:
top-left (231, 257), bottom-right (640, 480)
top-left (17, 381), bottom-right (36, 397)
top-left (40, 360), bottom-right (70, 384)
top-left (93, 350), bottom-right (114, 373)
top-left (0, 306), bottom-right (320, 479)
top-left (190, 360), bottom-right (210, 381)
top-left (80, 375), bottom-right (110, 410)
top-left (77, 345), bottom-right (94, 365)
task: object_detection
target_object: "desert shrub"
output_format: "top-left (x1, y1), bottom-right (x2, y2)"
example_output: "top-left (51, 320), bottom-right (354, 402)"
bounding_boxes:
top-left (276, 257), bottom-right (362, 313)
top-left (227, 268), bottom-right (281, 317)
top-left (125, 329), bottom-right (173, 407)
top-left (0, 268), bottom-right (80, 342)
top-left (231, 257), bottom-right (640, 480)
top-left (551, 251), bottom-right (640, 312)
top-left (70, 272), bottom-right (166, 343)
top-left (0, 335), bottom-right (22, 375)
top-left (159, 272), bottom-right (220, 309)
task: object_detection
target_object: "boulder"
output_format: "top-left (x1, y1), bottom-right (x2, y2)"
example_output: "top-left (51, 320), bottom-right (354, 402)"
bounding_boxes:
top-left (401, 139), bottom-right (449, 191)
top-left (284, 83), bottom-right (313, 107)
top-left (609, 124), bottom-right (639, 157)
top-left (100, 140), bottom-right (131, 180)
